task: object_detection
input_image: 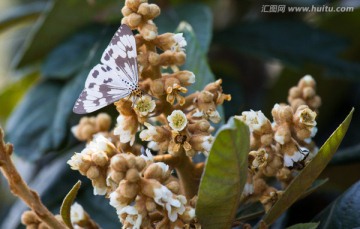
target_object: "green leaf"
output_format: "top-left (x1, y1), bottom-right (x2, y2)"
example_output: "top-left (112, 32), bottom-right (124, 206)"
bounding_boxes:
top-left (0, 71), bottom-right (38, 123)
top-left (196, 117), bottom-right (250, 229)
top-left (176, 22), bottom-right (214, 94)
top-left (60, 181), bottom-right (81, 229)
top-left (262, 108), bottom-right (354, 226)
top-left (0, 2), bottom-right (44, 33)
top-left (215, 20), bottom-right (360, 79)
top-left (14, 0), bottom-right (121, 68)
top-left (287, 222), bottom-right (319, 229)
top-left (41, 26), bottom-right (102, 79)
top-left (313, 179), bottom-right (360, 228)
top-left (5, 80), bottom-right (64, 160)
top-left (155, 3), bottom-right (213, 53)
top-left (330, 144), bottom-right (360, 165)
top-left (301, 179), bottom-right (328, 199)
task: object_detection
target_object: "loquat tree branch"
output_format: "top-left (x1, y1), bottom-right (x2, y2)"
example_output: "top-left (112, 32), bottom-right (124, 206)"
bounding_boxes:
top-left (0, 128), bottom-right (66, 229)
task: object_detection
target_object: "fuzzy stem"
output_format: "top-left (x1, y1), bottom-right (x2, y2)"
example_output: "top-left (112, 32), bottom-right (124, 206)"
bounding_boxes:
top-left (0, 128), bottom-right (65, 229)
top-left (176, 152), bottom-right (200, 199)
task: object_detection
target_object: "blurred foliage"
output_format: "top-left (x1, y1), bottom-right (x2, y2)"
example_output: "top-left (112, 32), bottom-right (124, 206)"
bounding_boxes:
top-left (0, 0), bottom-right (360, 228)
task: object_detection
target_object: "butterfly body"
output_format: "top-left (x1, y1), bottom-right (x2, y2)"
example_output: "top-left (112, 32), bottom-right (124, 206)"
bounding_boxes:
top-left (73, 24), bottom-right (140, 114)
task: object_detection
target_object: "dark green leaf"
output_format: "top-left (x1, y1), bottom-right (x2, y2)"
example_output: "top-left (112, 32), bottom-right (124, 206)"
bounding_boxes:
top-left (60, 181), bottom-right (82, 229)
top-left (287, 222), bottom-right (319, 229)
top-left (262, 108), bottom-right (354, 226)
top-left (14, 0), bottom-right (121, 68)
top-left (6, 80), bottom-right (64, 160)
top-left (313, 179), bottom-right (360, 229)
top-left (41, 26), bottom-right (102, 79)
top-left (0, 2), bottom-right (44, 33)
top-left (155, 3), bottom-right (213, 53)
top-left (300, 179), bottom-right (328, 199)
top-left (330, 144), bottom-right (360, 165)
top-left (196, 117), bottom-right (250, 229)
top-left (177, 22), bottom-right (214, 94)
top-left (215, 20), bottom-right (360, 79)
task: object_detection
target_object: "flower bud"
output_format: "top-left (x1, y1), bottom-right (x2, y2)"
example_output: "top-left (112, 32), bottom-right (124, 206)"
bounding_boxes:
top-left (139, 21), bottom-right (158, 41)
top-left (86, 166), bottom-right (100, 179)
top-left (111, 155), bottom-right (128, 172)
top-left (126, 168), bottom-right (141, 182)
top-left (95, 113), bottom-right (111, 132)
top-left (92, 151), bottom-right (108, 167)
top-left (166, 181), bottom-right (180, 194)
top-left (121, 6), bottom-right (133, 16)
top-left (119, 180), bottom-right (140, 199)
top-left (145, 197), bottom-right (157, 212)
top-left (21, 210), bottom-right (40, 225)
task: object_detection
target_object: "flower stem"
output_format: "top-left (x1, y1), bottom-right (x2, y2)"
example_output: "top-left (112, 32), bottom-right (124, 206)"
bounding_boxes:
top-left (154, 150), bottom-right (203, 199)
top-left (0, 128), bottom-right (65, 229)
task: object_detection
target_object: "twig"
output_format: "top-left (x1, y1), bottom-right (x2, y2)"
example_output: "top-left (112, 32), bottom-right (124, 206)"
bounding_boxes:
top-left (0, 128), bottom-right (66, 229)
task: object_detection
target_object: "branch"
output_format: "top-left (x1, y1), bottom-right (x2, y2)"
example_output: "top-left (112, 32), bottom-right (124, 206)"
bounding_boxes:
top-left (154, 152), bottom-right (204, 199)
top-left (0, 128), bottom-right (66, 229)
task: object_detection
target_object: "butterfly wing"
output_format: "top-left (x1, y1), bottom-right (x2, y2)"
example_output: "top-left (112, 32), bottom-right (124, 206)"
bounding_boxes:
top-left (101, 24), bottom-right (139, 85)
top-left (73, 24), bottom-right (138, 114)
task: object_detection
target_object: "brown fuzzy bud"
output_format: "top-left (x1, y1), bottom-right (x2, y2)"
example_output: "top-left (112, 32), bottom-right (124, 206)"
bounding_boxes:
top-left (135, 157), bottom-right (146, 171)
top-left (125, 0), bottom-right (145, 11)
top-left (298, 74), bottom-right (316, 88)
top-left (111, 155), bottom-right (128, 172)
top-left (21, 211), bottom-right (40, 225)
top-left (127, 13), bottom-right (142, 27)
top-left (150, 79), bottom-right (164, 96)
top-left (144, 198), bottom-right (156, 212)
top-left (109, 171), bottom-right (125, 184)
top-left (86, 166), bottom-right (100, 179)
top-left (288, 86), bottom-right (301, 98)
top-left (124, 154), bottom-right (136, 168)
top-left (121, 6), bottom-right (133, 16)
top-left (144, 163), bottom-right (167, 180)
top-left (119, 180), bottom-right (140, 199)
top-left (139, 21), bottom-right (158, 41)
top-left (96, 113), bottom-right (111, 132)
top-left (92, 152), bottom-right (108, 167)
top-left (308, 95), bottom-right (322, 109)
top-left (166, 181), bottom-right (180, 194)
top-left (138, 3), bottom-right (160, 19)
top-left (173, 71), bottom-right (195, 86)
top-left (148, 51), bottom-right (160, 65)
top-left (126, 168), bottom-right (141, 182)
top-left (303, 87), bottom-right (315, 99)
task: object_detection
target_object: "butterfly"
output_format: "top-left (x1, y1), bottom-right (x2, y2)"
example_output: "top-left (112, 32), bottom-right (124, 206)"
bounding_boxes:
top-left (73, 24), bottom-right (141, 114)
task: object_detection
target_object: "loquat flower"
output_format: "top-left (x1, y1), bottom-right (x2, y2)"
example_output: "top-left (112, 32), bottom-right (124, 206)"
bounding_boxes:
top-left (134, 95), bottom-right (156, 117)
top-left (168, 131), bottom-right (194, 157)
top-left (119, 206), bottom-right (143, 229)
top-left (166, 83), bottom-right (187, 105)
top-left (167, 110), bottom-right (188, 131)
top-left (114, 114), bottom-right (138, 146)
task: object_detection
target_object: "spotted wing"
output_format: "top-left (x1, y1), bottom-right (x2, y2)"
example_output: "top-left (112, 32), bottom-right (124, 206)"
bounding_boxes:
top-left (101, 24), bottom-right (139, 84)
top-left (73, 64), bottom-right (133, 114)
top-left (73, 24), bottom-right (138, 114)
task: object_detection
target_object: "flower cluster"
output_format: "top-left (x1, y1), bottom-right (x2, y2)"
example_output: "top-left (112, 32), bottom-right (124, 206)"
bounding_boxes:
top-left (67, 0), bottom-right (231, 228)
top-left (237, 75), bottom-right (321, 211)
